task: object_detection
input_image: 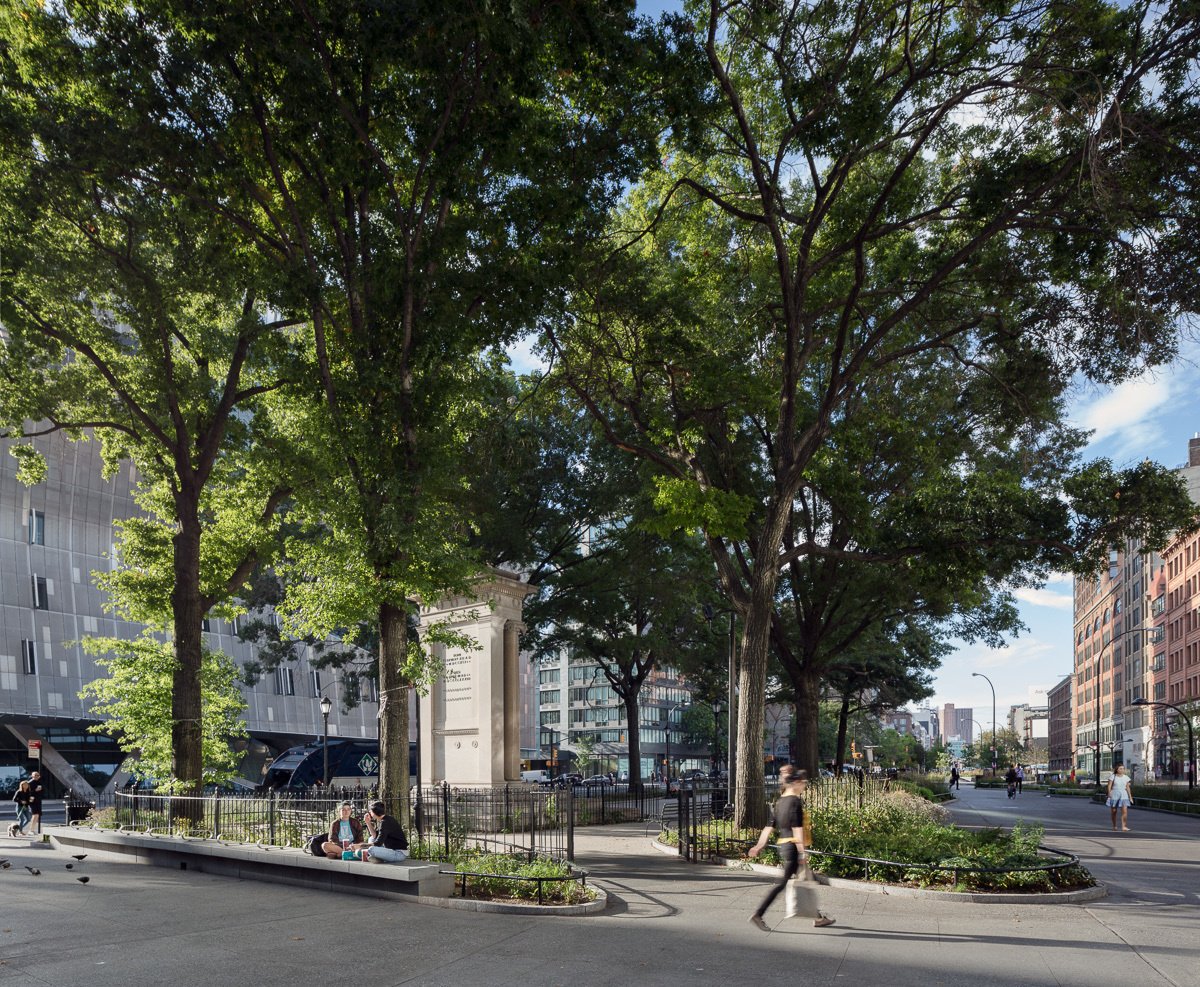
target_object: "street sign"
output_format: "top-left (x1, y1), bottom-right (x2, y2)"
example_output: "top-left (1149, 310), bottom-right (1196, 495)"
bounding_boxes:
top-left (27, 740), bottom-right (42, 759)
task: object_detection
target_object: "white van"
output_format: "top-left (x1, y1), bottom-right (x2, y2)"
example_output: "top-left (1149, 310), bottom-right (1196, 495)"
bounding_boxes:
top-left (520, 769), bottom-right (551, 785)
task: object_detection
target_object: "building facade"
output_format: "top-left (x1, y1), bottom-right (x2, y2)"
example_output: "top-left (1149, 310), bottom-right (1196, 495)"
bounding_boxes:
top-left (1, 432), bottom-right (381, 797)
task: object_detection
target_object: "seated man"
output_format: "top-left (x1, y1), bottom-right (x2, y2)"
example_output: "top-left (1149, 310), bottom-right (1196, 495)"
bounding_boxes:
top-left (350, 800), bottom-right (409, 863)
top-left (321, 801), bottom-right (364, 859)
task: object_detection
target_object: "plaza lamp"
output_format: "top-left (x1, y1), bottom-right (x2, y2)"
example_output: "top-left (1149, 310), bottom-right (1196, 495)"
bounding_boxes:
top-left (972, 672), bottom-right (997, 776)
top-left (319, 694), bottom-right (333, 785)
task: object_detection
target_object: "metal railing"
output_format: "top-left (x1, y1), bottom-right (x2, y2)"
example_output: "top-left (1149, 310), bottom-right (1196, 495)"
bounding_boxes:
top-left (108, 783), bottom-right (576, 861)
top-left (669, 778), bottom-right (891, 862)
top-left (440, 864), bottom-right (590, 905)
top-left (801, 844), bottom-right (1084, 888)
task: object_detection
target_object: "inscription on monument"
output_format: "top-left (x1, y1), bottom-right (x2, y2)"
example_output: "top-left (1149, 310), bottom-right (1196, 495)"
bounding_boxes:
top-left (444, 648), bottom-right (473, 703)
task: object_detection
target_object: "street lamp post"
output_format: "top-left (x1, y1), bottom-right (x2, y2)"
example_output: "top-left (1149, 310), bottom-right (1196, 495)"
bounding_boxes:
top-left (319, 695), bottom-right (333, 785)
top-left (711, 700), bottom-right (724, 775)
top-left (1132, 698), bottom-right (1195, 791)
top-left (664, 701), bottom-right (688, 781)
top-left (972, 672), bottom-right (997, 777)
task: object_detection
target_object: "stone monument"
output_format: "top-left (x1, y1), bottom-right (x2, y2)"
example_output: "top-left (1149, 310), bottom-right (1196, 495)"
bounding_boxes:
top-left (417, 569), bottom-right (531, 786)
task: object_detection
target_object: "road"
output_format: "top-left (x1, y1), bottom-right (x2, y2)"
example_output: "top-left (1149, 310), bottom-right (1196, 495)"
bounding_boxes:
top-left (0, 784), bottom-right (1195, 986)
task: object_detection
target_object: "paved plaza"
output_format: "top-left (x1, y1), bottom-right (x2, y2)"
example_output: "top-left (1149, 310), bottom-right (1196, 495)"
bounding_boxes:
top-left (1, 786), bottom-right (1197, 986)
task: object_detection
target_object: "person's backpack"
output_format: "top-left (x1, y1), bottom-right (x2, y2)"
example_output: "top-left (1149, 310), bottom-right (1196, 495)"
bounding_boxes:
top-left (308, 834), bottom-right (326, 857)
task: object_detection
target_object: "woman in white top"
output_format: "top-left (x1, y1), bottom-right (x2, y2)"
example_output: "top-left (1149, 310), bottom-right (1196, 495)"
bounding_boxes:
top-left (1106, 764), bottom-right (1133, 832)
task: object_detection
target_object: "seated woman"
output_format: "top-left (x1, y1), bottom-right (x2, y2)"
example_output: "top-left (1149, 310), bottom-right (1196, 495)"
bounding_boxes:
top-left (321, 801), bottom-right (364, 859)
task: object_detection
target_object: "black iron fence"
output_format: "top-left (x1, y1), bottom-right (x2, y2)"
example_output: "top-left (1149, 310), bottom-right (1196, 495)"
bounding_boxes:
top-left (667, 777), bottom-right (892, 862)
top-left (110, 783), bottom-right (578, 861)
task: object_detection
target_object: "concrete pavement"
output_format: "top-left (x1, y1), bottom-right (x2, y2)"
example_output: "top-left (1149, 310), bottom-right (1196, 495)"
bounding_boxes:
top-left (0, 786), bottom-right (1196, 986)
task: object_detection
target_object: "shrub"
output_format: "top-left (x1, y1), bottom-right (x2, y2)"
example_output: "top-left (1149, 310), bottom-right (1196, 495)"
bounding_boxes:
top-left (450, 852), bottom-right (594, 904)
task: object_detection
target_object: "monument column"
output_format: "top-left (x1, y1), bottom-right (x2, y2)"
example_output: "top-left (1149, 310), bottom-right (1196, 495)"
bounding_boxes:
top-left (417, 570), bottom-right (532, 786)
top-left (504, 619), bottom-right (521, 782)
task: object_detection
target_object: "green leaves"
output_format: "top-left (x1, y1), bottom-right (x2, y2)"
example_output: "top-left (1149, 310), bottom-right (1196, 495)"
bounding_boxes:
top-left (78, 635), bottom-right (247, 787)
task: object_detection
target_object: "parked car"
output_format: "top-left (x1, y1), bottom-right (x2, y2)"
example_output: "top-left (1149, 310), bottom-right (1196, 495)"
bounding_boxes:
top-left (581, 775), bottom-right (612, 791)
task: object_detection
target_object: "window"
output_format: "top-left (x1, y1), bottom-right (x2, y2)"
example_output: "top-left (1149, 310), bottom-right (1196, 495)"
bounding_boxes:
top-left (538, 668), bottom-right (560, 685)
top-left (540, 689), bottom-right (560, 705)
top-left (28, 510), bottom-right (45, 546)
top-left (202, 617), bottom-right (211, 633)
top-left (31, 576), bottom-right (48, 611)
top-left (309, 669), bottom-right (322, 697)
top-left (539, 710), bottom-right (561, 726)
top-left (21, 640), bottom-right (37, 675)
top-left (361, 678), bottom-right (379, 703)
top-left (274, 667), bottom-right (295, 696)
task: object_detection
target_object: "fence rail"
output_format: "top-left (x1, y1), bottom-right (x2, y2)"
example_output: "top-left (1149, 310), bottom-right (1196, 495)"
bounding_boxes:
top-left (669, 777), bottom-right (891, 862)
top-left (110, 783), bottom-right (577, 861)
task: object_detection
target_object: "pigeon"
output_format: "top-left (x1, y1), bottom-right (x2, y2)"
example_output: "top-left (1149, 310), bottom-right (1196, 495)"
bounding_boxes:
top-left (65, 863), bottom-right (73, 870)
top-left (71, 854), bottom-right (87, 861)
top-left (75, 876), bottom-right (89, 885)
top-left (0, 859), bottom-right (8, 869)
top-left (24, 867), bottom-right (40, 876)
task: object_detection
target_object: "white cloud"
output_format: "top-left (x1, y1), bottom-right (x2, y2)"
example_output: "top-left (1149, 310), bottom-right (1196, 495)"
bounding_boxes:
top-left (1072, 373), bottom-right (1171, 448)
top-left (1012, 587), bottom-right (1074, 610)
top-left (504, 335), bottom-right (548, 376)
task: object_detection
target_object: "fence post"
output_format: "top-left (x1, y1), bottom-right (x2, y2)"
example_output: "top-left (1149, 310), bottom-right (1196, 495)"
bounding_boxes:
top-left (529, 787), bottom-right (536, 862)
top-left (566, 786), bottom-right (575, 862)
top-left (213, 793), bottom-right (221, 840)
top-left (268, 788), bottom-right (276, 847)
top-left (415, 785), bottom-right (424, 843)
top-left (440, 782), bottom-right (449, 857)
top-left (676, 784), bottom-right (686, 859)
top-left (600, 784), bottom-right (607, 825)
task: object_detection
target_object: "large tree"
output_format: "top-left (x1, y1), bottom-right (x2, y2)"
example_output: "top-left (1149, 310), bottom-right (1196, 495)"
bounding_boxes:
top-left (0, 40), bottom-right (299, 792)
top-left (550, 0), bottom-right (1200, 824)
top-left (2, 1), bottom-right (678, 797)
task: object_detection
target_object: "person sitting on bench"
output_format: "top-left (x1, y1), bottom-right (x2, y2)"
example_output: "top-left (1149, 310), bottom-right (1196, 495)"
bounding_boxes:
top-left (321, 801), bottom-right (364, 859)
top-left (348, 800), bottom-right (408, 863)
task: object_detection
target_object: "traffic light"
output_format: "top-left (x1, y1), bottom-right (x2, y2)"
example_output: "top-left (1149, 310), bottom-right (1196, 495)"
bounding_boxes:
top-left (851, 740), bottom-right (857, 759)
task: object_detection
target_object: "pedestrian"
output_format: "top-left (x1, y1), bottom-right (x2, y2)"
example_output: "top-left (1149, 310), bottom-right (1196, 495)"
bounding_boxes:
top-left (950, 763), bottom-right (960, 791)
top-left (1005, 764), bottom-right (1018, 799)
top-left (9, 780), bottom-right (33, 837)
top-left (1107, 764), bottom-right (1133, 832)
top-left (28, 771), bottom-right (44, 834)
top-left (1015, 764), bottom-right (1024, 795)
top-left (747, 766), bottom-right (835, 932)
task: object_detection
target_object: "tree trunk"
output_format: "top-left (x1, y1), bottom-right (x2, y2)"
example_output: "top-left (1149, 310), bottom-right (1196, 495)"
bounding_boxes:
top-left (792, 667), bottom-right (821, 778)
top-left (624, 693), bottom-right (642, 795)
top-left (378, 600), bottom-right (410, 824)
top-left (835, 693), bottom-right (851, 773)
top-left (734, 585), bottom-right (777, 828)
top-left (170, 500), bottom-right (205, 806)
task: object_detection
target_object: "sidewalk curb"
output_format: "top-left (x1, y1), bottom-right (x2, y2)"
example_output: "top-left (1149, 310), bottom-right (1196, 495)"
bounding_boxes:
top-left (417, 886), bottom-right (607, 916)
top-left (650, 838), bottom-right (1107, 904)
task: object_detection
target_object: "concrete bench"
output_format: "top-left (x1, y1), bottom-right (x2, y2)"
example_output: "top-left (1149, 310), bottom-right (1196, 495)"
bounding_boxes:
top-left (47, 826), bottom-right (454, 900)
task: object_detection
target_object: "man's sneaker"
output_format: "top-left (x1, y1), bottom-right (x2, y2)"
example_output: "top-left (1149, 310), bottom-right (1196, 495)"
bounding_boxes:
top-left (813, 915), bottom-right (836, 928)
top-left (749, 915), bottom-right (770, 932)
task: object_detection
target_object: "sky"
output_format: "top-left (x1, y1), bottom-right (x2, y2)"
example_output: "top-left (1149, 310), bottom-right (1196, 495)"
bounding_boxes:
top-left (512, 0), bottom-right (1200, 738)
top-left (929, 344), bottom-right (1200, 733)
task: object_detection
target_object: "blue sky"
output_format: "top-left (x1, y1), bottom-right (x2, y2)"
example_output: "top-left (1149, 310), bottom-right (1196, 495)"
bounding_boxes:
top-left (932, 340), bottom-right (1200, 730)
